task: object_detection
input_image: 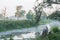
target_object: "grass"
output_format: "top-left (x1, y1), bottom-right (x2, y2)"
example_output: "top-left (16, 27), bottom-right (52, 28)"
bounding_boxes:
top-left (0, 20), bottom-right (35, 32)
top-left (0, 19), bottom-right (52, 32)
top-left (35, 27), bottom-right (60, 40)
top-left (39, 19), bottom-right (52, 25)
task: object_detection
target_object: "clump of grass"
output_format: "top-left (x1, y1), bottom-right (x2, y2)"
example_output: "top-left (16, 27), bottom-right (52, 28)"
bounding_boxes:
top-left (39, 19), bottom-right (52, 25)
top-left (51, 26), bottom-right (59, 33)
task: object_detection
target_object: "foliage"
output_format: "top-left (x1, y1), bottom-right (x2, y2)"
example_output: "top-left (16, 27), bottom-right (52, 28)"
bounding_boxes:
top-left (9, 35), bottom-right (13, 40)
top-left (0, 19), bottom-right (51, 32)
top-left (26, 11), bottom-right (35, 20)
top-left (48, 11), bottom-right (60, 21)
top-left (51, 26), bottom-right (59, 33)
top-left (48, 27), bottom-right (60, 40)
top-left (48, 32), bottom-right (60, 40)
top-left (33, 0), bottom-right (42, 24)
top-left (35, 32), bottom-right (60, 40)
top-left (39, 19), bottom-right (52, 25)
top-left (0, 20), bottom-right (35, 32)
top-left (20, 10), bottom-right (26, 16)
top-left (15, 10), bottom-right (25, 17)
top-left (35, 35), bottom-right (49, 40)
top-left (35, 27), bottom-right (60, 40)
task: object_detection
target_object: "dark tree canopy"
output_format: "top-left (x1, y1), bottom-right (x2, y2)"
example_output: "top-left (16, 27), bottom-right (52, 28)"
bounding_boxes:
top-left (48, 11), bottom-right (60, 20)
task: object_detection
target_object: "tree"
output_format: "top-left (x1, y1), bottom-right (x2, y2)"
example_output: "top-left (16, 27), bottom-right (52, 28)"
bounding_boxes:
top-left (26, 10), bottom-right (34, 20)
top-left (33, 0), bottom-right (55, 24)
top-left (33, 0), bottom-right (45, 24)
top-left (15, 6), bottom-right (22, 20)
top-left (48, 11), bottom-right (60, 20)
top-left (20, 10), bottom-right (26, 17)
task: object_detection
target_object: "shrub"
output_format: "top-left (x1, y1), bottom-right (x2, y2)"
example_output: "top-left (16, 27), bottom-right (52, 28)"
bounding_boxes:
top-left (51, 26), bottom-right (59, 33)
top-left (0, 20), bottom-right (35, 32)
top-left (9, 35), bottom-right (13, 40)
top-left (35, 27), bottom-right (60, 40)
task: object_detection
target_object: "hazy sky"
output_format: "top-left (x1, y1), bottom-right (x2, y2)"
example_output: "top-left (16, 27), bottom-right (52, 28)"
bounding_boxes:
top-left (0, 0), bottom-right (36, 17)
top-left (0, 0), bottom-right (60, 17)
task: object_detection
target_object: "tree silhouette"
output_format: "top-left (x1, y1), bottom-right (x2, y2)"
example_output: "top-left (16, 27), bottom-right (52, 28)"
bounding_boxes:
top-left (15, 6), bottom-right (22, 20)
top-left (20, 10), bottom-right (26, 17)
top-left (26, 10), bottom-right (34, 20)
top-left (33, 0), bottom-right (54, 24)
top-left (33, 0), bottom-right (46, 24)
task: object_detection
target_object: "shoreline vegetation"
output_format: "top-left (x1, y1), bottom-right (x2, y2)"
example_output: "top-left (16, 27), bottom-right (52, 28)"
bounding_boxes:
top-left (0, 19), bottom-right (52, 32)
top-left (0, 20), bottom-right (35, 32)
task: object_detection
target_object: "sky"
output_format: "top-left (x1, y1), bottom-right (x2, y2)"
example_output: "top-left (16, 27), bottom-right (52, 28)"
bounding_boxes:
top-left (0, 0), bottom-right (60, 17)
top-left (0, 0), bottom-right (36, 17)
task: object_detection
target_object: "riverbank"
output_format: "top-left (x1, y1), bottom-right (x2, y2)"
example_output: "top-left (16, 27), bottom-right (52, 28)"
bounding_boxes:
top-left (0, 19), bottom-right (53, 32)
top-left (0, 21), bottom-right (60, 38)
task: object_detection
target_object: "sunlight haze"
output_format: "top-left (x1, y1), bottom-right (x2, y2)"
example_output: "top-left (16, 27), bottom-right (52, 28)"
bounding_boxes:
top-left (0, 0), bottom-right (60, 17)
top-left (0, 0), bottom-right (35, 17)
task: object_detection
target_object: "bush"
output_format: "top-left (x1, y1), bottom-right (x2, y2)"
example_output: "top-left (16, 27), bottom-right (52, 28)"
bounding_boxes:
top-left (48, 11), bottom-right (60, 21)
top-left (9, 35), bottom-right (13, 40)
top-left (0, 20), bottom-right (35, 32)
top-left (35, 27), bottom-right (60, 40)
top-left (51, 27), bottom-right (59, 33)
top-left (48, 32), bottom-right (60, 40)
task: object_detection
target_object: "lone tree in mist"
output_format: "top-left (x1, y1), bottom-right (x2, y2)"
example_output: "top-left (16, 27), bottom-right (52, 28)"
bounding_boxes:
top-left (33, 0), bottom-right (54, 24)
top-left (33, 0), bottom-right (46, 24)
top-left (15, 6), bottom-right (22, 20)
top-left (26, 10), bottom-right (34, 20)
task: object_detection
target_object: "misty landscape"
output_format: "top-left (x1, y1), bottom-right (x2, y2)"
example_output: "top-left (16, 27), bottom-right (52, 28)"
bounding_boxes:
top-left (0, 0), bottom-right (60, 40)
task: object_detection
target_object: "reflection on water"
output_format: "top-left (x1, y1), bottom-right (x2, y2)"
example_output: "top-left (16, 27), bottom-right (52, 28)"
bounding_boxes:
top-left (13, 32), bottom-right (36, 40)
top-left (0, 21), bottom-right (60, 40)
top-left (0, 32), bottom-right (37, 40)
